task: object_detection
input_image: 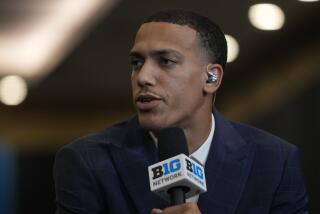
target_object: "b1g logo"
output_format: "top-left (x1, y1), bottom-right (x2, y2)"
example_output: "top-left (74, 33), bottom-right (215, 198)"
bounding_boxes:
top-left (152, 159), bottom-right (181, 179)
top-left (185, 159), bottom-right (204, 180)
top-left (151, 158), bottom-right (204, 180)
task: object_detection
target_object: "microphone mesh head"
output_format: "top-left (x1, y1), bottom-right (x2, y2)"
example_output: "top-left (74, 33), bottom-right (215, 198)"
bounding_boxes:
top-left (158, 127), bottom-right (189, 161)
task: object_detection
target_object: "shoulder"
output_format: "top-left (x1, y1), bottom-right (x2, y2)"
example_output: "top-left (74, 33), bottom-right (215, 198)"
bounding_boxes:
top-left (55, 116), bottom-right (138, 168)
top-left (228, 120), bottom-right (301, 167)
top-left (213, 109), bottom-right (298, 155)
top-left (65, 117), bottom-right (136, 151)
top-left (230, 120), bottom-right (297, 152)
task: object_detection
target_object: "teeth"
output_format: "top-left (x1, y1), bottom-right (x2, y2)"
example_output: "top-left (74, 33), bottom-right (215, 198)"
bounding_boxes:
top-left (142, 97), bottom-right (152, 102)
top-left (139, 96), bottom-right (155, 102)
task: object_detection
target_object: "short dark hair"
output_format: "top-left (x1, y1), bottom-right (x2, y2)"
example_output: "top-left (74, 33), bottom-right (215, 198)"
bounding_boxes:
top-left (143, 9), bottom-right (227, 68)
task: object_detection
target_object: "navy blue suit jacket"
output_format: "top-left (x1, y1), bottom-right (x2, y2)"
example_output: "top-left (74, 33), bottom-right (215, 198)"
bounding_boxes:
top-left (54, 111), bottom-right (308, 213)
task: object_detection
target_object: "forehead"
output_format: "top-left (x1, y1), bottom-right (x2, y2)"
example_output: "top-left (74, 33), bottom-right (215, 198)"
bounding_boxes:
top-left (131, 22), bottom-right (199, 53)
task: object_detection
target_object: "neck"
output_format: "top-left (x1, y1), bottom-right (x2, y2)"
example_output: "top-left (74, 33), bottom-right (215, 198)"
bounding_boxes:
top-left (182, 110), bottom-right (212, 154)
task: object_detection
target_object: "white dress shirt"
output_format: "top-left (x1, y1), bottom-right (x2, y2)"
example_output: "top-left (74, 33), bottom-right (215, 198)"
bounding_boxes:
top-left (186, 114), bottom-right (215, 203)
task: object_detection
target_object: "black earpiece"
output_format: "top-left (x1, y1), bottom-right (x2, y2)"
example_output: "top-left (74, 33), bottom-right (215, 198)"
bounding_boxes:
top-left (206, 71), bottom-right (218, 83)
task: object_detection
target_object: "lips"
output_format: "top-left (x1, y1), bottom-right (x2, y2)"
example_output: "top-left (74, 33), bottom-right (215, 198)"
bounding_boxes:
top-left (135, 93), bottom-right (162, 111)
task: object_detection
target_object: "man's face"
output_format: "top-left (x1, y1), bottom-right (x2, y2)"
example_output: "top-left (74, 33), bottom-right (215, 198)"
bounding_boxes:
top-left (130, 22), bottom-right (209, 131)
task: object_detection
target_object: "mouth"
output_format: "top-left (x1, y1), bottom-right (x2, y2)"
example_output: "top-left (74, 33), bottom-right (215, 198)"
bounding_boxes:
top-left (135, 93), bottom-right (162, 111)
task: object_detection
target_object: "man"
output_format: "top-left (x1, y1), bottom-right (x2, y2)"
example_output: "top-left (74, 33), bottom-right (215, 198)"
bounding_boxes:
top-left (54, 9), bottom-right (308, 214)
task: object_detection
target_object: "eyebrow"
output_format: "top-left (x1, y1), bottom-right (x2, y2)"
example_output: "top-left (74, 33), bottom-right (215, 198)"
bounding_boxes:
top-left (130, 49), bottom-right (183, 59)
top-left (129, 51), bottom-right (143, 58)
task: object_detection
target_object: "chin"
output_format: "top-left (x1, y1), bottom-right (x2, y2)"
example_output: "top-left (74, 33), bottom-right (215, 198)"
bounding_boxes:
top-left (137, 113), bottom-right (167, 131)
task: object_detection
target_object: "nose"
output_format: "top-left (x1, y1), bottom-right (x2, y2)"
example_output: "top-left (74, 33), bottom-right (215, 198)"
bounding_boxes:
top-left (135, 61), bottom-right (157, 88)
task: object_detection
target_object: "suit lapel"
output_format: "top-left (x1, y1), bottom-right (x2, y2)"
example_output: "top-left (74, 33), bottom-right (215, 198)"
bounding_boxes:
top-left (108, 117), bottom-right (168, 214)
top-left (198, 110), bottom-right (256, 214)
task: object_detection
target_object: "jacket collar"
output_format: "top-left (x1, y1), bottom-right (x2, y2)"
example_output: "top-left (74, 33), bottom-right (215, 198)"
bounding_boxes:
top-left (108, 116), bottom-right (168, 214)
top-left (197, 109), bottom-right (256, 213)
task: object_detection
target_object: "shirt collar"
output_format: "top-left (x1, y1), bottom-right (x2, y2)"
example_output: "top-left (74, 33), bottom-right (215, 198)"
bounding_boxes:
top-left (150, 114), bottom-right (215, 166)
top-left (189, 114), bottom-right (215, 166)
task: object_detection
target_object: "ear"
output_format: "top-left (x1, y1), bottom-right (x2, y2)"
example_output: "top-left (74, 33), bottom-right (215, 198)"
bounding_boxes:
top-left (203, 63), bottom-right (224, 94)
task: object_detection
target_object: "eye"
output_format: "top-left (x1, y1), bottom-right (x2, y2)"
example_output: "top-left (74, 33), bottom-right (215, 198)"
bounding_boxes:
top-left (159, 57), bottom-right (176, 67)
top-left (130, 57), bottom-right (144, 70)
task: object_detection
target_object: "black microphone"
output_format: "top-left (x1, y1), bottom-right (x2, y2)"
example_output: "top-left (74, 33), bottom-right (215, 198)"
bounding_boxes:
top-left (148, 128), bottom-right (207, 206)
top-left (158, 127), bottom-right (189, 161)
top-left (158, 128), bottom-right (189, 205)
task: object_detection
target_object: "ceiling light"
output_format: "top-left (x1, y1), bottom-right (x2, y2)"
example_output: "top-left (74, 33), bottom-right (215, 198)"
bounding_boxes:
top-left (0, 0), bottom-right (118, 82)
top-left (297, 0), bottom-right (319, 2)
top-left (225, 35), bottom-right (240, 63)
top-left (0, 75), bottom-right (28, 106)
top-left (248, 3), bottom-right (285, 30)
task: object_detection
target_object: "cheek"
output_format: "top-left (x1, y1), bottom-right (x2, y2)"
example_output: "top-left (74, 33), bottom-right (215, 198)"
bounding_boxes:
top-left (165, 82), bottom-right (201, 109)
top-left (131, 72), bottom-right (136, 84)
top-left (158, 66), bottom-right (204, 105)
top-left (131, 74), bottom-right (138, 91)
top-left (173, 79), bottom-right (204, 109)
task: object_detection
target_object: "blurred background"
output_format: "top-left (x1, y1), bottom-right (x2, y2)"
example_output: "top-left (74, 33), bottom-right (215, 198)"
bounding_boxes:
top-left (0, 0), bottom-right (319, 213)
